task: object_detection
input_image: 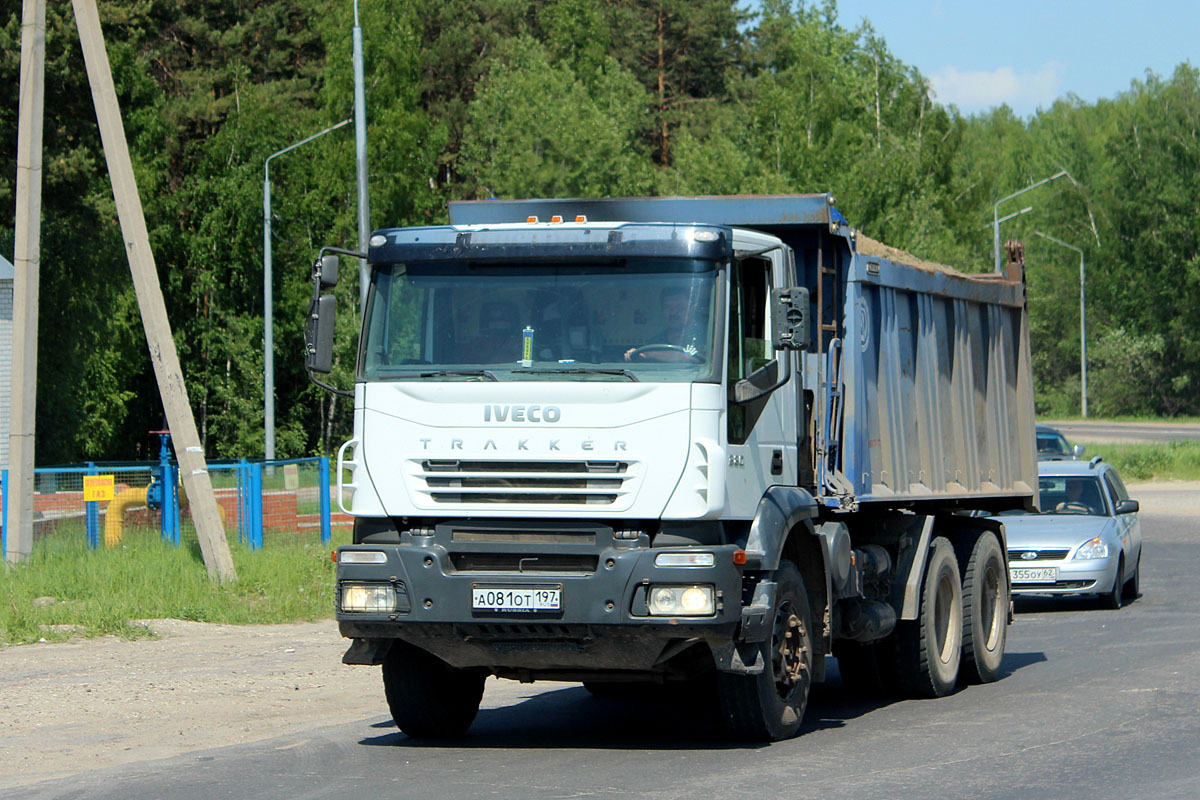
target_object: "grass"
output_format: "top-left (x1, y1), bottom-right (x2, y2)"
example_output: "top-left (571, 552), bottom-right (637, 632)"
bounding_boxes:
top-left (1085, 440), bottom-right (1200, 482)
top-left (0, 525), bottom-right (350, 645)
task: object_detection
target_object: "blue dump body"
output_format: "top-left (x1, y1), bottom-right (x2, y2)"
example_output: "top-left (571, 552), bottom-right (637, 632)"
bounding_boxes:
top-left (450, 195), bottom-right (1038, 513)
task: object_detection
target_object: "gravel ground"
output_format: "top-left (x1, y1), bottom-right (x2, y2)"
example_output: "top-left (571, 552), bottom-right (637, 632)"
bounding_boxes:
top-left (2, 481), bottom-right (1196, 792)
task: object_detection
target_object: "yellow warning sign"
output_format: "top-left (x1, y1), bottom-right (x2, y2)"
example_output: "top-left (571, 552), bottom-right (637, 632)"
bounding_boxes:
top-left (83, 474), bottom-right (116, 502)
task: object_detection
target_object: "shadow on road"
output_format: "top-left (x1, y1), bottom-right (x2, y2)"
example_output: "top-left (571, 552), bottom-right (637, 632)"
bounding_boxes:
top-left (360, 646), bottom-right (1049, 749)
top-left (360, 684), bottom-right (756, 751)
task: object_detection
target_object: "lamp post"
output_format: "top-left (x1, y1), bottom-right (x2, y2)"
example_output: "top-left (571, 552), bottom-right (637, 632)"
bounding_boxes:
top-left (1035, 231), bottom-right (1088, 418)
top-left (263, 118), bottom-right (351, 461)
top-left (993, 170), bottom-right (1077, 273)
top-left (353, 0), bottom-right (371, 312)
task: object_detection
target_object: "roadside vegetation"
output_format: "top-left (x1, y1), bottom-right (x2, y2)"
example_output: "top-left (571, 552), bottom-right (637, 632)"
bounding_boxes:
top-left (3, 2), bottom-right (1200, 465)
top-left (1087, 441), bottom-right (1200, 482)
top-left (0, 527), bottom-right (350, 646)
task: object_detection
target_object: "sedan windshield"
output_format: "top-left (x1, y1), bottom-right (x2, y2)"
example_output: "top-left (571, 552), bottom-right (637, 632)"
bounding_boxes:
top-left (1038, 476), bottom-right (1108, 516)
top-left (359, 259), bottom-right (719, 383)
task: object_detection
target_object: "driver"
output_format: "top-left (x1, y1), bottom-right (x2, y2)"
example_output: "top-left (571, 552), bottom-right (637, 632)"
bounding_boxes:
top-left (624, 285), bottom-right (706, 362)
top-left (1055, 479), bottom-right (1094, 513)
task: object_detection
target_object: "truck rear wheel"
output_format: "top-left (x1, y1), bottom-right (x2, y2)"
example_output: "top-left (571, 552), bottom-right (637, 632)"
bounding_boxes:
top-left (959, 531), bottom-right (1007, 684)
top-left (716, 561), bottom-right (813, 741)
top-left (896, 537), bottom-right (962, 697)
top-left (382, 640), bottom-right (487, 739)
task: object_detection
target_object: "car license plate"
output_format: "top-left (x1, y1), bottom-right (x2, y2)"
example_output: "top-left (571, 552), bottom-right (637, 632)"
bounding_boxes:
top-left (472, 585), bottom-right (562, 613)
top-left (1010, 567), bottom-right (1058, 583)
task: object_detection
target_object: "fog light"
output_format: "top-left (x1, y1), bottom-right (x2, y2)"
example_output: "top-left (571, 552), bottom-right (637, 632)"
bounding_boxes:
top-left (647, 585), bottom-right (715, 616)
top-left (341, 583), bottom-right (396, 612)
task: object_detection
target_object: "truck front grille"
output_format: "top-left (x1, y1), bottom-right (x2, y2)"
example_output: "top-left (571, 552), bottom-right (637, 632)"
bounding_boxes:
top-left (450, 552), bottom-right (598, 573)
top-left (414, 460), bottom-right (635, 506)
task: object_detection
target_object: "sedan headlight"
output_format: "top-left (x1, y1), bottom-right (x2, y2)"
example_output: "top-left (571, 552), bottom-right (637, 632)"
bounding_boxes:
top-left (647, 584), bottom-right (715, 616)
top-left (1073, 537), bottom-right (1109, 560)
top-left (340, 582), bottom-right (398, 612)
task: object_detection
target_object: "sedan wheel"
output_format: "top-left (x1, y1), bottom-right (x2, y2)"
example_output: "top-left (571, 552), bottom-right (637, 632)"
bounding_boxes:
top-left (1100, 556), bottom-right (1125, 610)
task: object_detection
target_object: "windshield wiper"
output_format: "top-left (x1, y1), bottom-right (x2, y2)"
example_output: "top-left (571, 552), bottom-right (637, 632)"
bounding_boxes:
top-left (513, 367), bottom-right (639, 382)
top-left (417, 369), bottom-right (499, 381)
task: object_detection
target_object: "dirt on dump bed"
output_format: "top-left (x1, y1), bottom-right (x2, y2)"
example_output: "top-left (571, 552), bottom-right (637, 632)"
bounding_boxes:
top-left (1, 481), bottom-right (1196, 792)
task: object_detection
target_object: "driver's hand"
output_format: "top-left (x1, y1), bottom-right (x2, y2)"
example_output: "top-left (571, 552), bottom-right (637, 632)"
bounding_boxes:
top-left (624, 347), bottom-right (637, 361)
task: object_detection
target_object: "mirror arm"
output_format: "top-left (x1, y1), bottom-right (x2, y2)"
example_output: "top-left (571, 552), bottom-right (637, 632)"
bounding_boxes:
top-left (307, 371), bottom-right (355, 398)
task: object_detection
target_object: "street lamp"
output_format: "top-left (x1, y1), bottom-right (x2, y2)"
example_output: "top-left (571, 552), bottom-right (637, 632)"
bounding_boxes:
top-left (353, 0), bottom-right (371, 312)
top-left (993, 170), bottom-right (1078, 273)
top-left (1034, 231), bottom-right (1088, 418)
top-left (263, 118), bottom-right (352, 462)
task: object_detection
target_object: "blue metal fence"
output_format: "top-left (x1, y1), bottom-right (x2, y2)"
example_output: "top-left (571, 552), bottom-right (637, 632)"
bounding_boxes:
top-left (1, 455), bottom-right (334, 558)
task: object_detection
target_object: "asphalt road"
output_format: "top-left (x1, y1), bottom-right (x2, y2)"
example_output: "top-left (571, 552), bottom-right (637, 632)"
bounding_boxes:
top-left (17, 507), bottom-right (1200, 800)
top-left (1041, 419), bottom-right (1200, 444)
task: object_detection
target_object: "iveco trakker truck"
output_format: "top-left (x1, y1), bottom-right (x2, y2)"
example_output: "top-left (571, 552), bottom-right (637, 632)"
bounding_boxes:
top-left (305, 195), bottom-right (1038, 741)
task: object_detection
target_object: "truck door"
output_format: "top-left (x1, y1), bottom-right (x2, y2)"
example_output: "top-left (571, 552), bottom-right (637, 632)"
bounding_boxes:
top-left (725, 246), bottom-right (799, 517)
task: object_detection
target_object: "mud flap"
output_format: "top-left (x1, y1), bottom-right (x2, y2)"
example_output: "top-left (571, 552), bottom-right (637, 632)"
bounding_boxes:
top-left (342, 637), bottom-right (393, 666)
top-left (712, 580), bottom-right (776, 675)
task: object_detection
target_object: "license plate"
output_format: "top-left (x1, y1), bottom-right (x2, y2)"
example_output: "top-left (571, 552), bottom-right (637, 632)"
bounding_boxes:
top-left (472, 585), bottom-right (562, 613)
top-left (1010, 567), bottom-right (1058, 583)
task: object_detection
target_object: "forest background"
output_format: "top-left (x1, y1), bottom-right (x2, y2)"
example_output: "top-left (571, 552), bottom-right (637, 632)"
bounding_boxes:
top-left (1, 0), bottom-right (1197, 464)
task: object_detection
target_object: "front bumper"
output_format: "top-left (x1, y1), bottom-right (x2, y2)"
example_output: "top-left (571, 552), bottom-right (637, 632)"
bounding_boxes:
top-left (335, 534), bottom-right (744, 673)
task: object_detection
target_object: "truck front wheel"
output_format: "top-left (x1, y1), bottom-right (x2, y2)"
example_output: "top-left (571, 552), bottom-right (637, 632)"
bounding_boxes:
top-left (717, 561), bottom-right (813, 741)
top-left (382, 640), bottom-right (487, 739)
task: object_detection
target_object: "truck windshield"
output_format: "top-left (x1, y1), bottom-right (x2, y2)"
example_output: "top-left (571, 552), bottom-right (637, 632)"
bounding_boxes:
top-left (359, 259), bottom-right (720, 383)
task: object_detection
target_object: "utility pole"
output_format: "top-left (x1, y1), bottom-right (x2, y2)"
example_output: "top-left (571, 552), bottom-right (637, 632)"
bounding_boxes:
top-left (73, 0), bottom-right (236, 581)
top-left (7, 0), bottom-right (46, 565)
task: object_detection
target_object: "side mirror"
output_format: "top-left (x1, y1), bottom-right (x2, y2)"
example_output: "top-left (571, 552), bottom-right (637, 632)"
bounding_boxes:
top-left (1073, 443), bottom-right (1086, 458)
top-left (732, 358), bottom-right (788, 405)
top-left (1115, 499), bottom-right (1139, 515)
top-left (771, 287), bottom-right (809, 351)
top-left (305, 294), bottom-right (336, 374)
top-left (317, 254), bottom-right (339, 289)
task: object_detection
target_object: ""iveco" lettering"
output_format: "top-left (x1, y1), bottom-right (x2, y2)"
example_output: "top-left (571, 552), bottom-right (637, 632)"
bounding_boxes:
top-left (483, 404), bottom-right (562, 423)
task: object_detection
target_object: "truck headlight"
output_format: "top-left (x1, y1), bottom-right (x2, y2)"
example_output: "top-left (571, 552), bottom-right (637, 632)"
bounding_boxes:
top-left (648, 585), bottom-right (715, 616)
top-left (340, 582), bottom-right (397, 612)
top-left (1073, 537), bottom-right (1109, 560)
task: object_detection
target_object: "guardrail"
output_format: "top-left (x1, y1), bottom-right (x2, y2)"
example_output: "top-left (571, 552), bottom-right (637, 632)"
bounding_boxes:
top-left (1, 456), bottom-right (338, 557)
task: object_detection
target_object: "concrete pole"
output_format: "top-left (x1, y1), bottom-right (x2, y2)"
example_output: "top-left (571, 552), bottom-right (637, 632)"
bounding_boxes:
top-left (7, 0), bottom-right (46, 565)
top-left (353, 0), bottom-right (371, 311)
top-left (73, 0), bottom-right (236, 582)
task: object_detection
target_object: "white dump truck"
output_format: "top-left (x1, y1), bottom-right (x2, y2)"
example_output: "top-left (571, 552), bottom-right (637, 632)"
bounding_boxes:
top-left (305, 195), bottom-right (1038, 741)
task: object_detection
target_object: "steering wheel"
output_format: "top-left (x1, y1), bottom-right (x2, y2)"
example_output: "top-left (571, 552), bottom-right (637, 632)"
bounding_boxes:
top-left (625, 344), bottom-right (697, 362)
top-left (1056, 501), bottom-right (1091, 513)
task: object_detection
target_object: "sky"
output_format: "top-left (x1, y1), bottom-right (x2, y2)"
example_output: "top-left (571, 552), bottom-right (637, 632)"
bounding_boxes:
top-left (824, 0), bottom-right (1198, 117)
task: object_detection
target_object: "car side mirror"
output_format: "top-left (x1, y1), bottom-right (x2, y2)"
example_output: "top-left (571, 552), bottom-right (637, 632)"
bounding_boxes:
top-left (1115, 499), bottom-right (1139, 515)
top-left (1073, 443), bottom-right (1086, 458)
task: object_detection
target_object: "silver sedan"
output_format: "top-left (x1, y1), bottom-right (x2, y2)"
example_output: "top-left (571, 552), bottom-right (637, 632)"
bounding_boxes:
top-left (992, 459), bottom-right (1142, 609)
